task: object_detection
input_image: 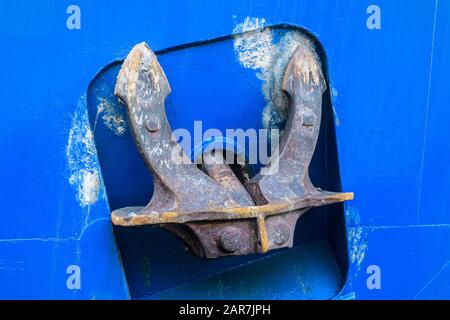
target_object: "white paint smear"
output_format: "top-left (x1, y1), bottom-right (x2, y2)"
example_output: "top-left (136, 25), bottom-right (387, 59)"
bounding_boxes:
top-left (96, 97), bottom-right (126, 136)
top-left (233, 17), bottom-right (275, 71)
top-left (348, 227), bottom-right (368, 269)
top-left (233, 17), bottom-right (319, 129)
top-left (66, 98), bottom-right (100, 207)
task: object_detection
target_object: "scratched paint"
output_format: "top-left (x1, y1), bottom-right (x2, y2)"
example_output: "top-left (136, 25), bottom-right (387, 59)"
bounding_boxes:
top-left (66, 97), bottom-right (101, 207)
top-left (95, 97), bottom-right (127, 136)
top-left (347, 227), bottom-right (368, 274)
top-left (232, 17), bottom-right (275, 70)
top-left (345, 206), bottom-right (361, 227)
top-left (330, 87), bottom-right (341, 126)
top-left (232, 17), bottom-right (322, 130)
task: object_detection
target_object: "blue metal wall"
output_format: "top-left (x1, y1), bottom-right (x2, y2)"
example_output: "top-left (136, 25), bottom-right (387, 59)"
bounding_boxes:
top-left (0, 0), bottom-right (448, 299)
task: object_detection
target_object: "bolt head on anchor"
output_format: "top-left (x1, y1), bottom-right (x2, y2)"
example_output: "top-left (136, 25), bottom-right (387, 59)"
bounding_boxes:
top-left (219, 227), bottom-right (245, 253)
top-left (272, 222), bottom-right (290, 246)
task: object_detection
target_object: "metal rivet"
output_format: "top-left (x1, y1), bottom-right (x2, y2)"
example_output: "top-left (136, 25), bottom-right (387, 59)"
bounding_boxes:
top-left (219, 227), bottom-right (244, 253)
top-left (273, 222), bottom-right (290, 245)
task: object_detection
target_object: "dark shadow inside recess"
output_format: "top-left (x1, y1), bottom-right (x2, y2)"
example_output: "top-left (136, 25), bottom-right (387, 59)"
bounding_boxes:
top-left (86, 24), bottom-right (348, 299)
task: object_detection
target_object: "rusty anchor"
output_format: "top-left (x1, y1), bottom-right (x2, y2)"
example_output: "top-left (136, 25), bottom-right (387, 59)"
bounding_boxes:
top-left (112, 41), bottom-right (353, 259)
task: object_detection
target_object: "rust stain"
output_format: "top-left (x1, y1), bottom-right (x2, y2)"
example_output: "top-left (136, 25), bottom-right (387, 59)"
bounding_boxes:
top-left (111, 192), bottom-right (354, 226)
top-left (257, 216), bottom-right (269, 253)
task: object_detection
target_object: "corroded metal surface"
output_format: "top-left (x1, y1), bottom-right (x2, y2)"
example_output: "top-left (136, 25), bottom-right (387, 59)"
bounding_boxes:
top-left (112, 42), bottom-right (353, 259)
